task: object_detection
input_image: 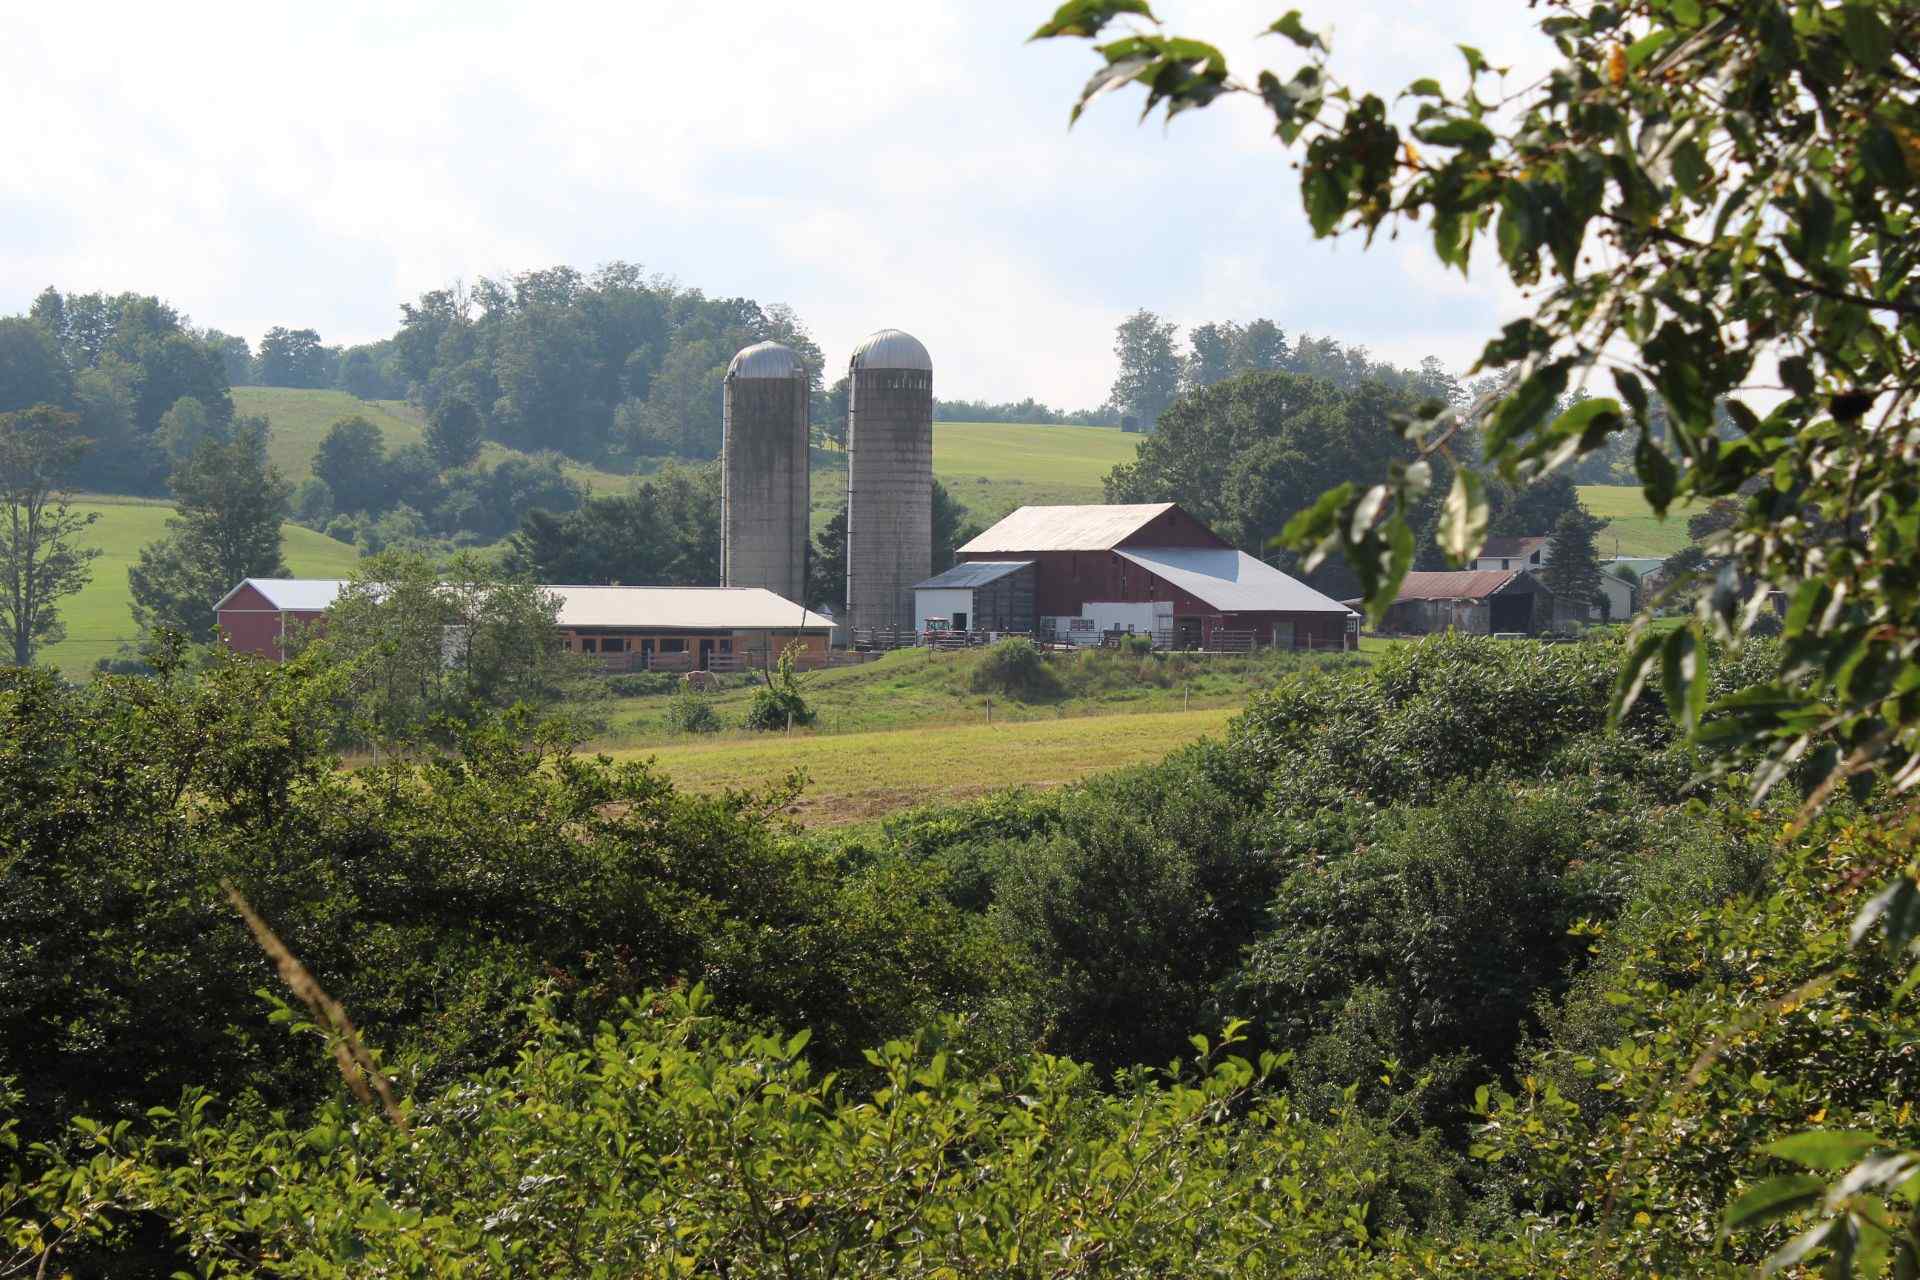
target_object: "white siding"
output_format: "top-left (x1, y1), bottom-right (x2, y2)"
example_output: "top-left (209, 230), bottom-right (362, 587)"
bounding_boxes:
top-left (915, 588), bottom-right (973, 631)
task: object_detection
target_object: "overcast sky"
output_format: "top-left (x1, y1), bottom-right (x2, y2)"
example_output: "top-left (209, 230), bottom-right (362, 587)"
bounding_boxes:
top-left (1, 1), bottom-right (1551, 407)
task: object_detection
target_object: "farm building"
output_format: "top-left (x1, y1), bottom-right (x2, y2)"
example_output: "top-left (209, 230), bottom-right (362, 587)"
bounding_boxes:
top-left (912, 561), bottom-right (1036, 634)
top-left (1375, 569), bottom-right (1560, 635)
top-left (954, 503), bottom-right (1355, 649)
top-left (1473, 535), bottom-right (1552, 573)
top-left (214, 579), bottom-right (833, 670)
top-left (1472, 533), bottom-right (1639, 620)
top-left (212, 578), bottom-right (348, 660)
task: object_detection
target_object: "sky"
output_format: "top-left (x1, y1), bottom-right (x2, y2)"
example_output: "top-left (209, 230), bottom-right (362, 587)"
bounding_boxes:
top-left (0, 1), bottom-right (1553, 408)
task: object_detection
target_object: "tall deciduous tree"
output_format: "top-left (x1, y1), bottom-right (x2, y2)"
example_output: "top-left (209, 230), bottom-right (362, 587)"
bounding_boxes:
top-left (425, 396), bottom-right (484, 469)
top-left (129, 418), bottom-right (291, 641)
top-left (1107, 309), bottom-right (1183, 431)
top-left (298, 550), bottom-right (572, 743)
top-left (313, 416), bottom-right (388, 514)
top-left (255, 327), bottom-right (330, 389)
top-left (0, 405), bottom-right (99, 665)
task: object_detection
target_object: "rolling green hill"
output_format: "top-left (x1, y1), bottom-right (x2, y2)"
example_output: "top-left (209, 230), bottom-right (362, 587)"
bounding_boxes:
top-left (39, 496), bottom-right (361, 676)
top-left (1576, 484), bottom-right (1702, 559)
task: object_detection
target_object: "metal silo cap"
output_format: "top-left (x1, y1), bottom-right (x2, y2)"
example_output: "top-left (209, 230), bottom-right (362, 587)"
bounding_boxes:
top-left (849, 329), bottom-right (932, 373)
top-left (726, 341), bottom-right (806, 379)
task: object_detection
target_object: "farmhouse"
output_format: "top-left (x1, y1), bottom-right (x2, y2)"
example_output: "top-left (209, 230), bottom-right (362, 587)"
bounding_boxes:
top-left (952, 503), bottom-right (1355, 649)
top-left (214, 579), bottom-right (834, 670)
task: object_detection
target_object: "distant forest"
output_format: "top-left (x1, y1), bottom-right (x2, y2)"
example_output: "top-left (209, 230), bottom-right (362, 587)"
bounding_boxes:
top-left (0, 269), bottom-right (1633, 507)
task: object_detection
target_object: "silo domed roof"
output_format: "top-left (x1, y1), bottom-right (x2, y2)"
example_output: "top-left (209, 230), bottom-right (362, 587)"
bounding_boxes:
top-left (850, 328), bottom-right (932, 373)
top-left (727, 340), bottom-right (806, 379)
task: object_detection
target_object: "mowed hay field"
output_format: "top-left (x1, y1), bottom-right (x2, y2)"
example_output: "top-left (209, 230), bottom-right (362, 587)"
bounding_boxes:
top-left (40, 497), bottom-right (361, 675)
top-left (606, 706), bottom-right (1234, 826)
top-left (1576, 484), bottom-right (1703, 559)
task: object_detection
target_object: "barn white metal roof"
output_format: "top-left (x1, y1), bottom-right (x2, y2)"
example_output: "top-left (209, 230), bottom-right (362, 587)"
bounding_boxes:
top-left (551, 586), bottom-right (833, 631)
top-left (1115, 548), bottom-right (1352, 615)
top-left (958, 504), bottom-right (1179, 554)
top-left (215, 579), bottom-right (833, 630)
top-left (850, 328), bottom-right (932, 372)
top-left (727, 340), bottom-right (806, 380)
top-left (215, 578), bottom-right (351, 612)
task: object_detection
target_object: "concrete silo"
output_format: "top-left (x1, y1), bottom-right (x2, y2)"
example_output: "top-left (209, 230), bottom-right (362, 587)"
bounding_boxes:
top-left (846, 328), bottom-right (933, 636)
top-left (721, 341), bottom-right (810, 604)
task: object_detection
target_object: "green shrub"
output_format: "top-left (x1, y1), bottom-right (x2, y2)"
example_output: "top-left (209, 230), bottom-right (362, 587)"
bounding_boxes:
top-left (665, 688), bottom-right (722, 733)
top-left (742, 646), bottom-right (816, 731)
top-left (969, 637), bottom-right (1063, 700)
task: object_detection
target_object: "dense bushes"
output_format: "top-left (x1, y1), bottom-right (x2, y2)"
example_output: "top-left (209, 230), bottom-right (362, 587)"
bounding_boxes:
top-left (0, 656), bottom-right (1005, 1153)
top-left (2, 630), bottom-right (1899, 1275)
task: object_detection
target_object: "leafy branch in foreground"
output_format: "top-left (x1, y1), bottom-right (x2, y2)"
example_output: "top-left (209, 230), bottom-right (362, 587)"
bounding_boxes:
top-left (1037, 1), bottom-right (1920, 1273)
top-left (1035, 0), bottom-right (1919, 795)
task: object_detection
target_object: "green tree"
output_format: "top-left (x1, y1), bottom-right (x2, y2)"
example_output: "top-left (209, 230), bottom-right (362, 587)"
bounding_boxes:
top-left (201, 330), bottom-right (253, 386)
top-left (1183, 320), bottom-right (1242, 392)
top-left (0, 317), bottom-right (73, 413)
top-left (313, 416), bottom-right (388, 514)
top-left (931, 479), bottom-right (980, 574)
top-left (1234, 317), bottom-right (1288, 371)
top-left (255, 327), bottom-right (330, 389)
top-left (0, 405), bottom-right (99, 665)
top-left (424, 395), bottom-right (483, 469)
top-left (129, 419), bottom-right (291, 641)
top-left (808, 505), bottom-right (847, 612)
top-left (1107, 308), bottom-right (1182, 431)
top-left (152, 394), bottom-right (224, 467)
top-left (300, 550), bottom-right (570, 742)
top-left (504, 464), bottom-right (716, 586)
top-left (1540, 508), bottom-right (1604, 618)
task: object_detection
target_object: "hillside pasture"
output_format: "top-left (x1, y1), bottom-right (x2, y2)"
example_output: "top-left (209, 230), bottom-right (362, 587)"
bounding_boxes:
top-left (592, 643), bottom-right (1362, 745)
top-left (606, 706), bottom-right (1235, 826)
top-left (39, 496), bottom-right (361, 676)
top-left (1576, 484), bottom-right (1703, 559)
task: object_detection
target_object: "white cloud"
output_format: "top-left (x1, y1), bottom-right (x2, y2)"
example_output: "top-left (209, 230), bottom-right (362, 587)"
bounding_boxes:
top-left (1, 0), bottom-right (1547, 406)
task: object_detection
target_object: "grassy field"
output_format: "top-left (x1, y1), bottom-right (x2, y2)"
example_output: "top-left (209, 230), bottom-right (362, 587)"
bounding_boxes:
top-left (1577, 484), bottom-right (1703, 559)
top-left (40, 496), bottom-right (361, 676)
top-left (591, 643), bottom-right (1362, 746)
top-left (604, 706), bottom-right (1235, 827)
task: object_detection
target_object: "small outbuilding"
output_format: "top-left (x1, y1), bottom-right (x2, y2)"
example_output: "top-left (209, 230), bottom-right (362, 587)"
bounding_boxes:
top-left (1379, 569), bottom-right (1553, 635)
top-left (912, 560), bottom-right (1036, 634)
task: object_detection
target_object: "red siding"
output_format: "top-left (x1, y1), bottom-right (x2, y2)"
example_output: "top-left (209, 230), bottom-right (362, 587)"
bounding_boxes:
top-left (1115, 506), bottom-right (1229, 550)
top-left (955, 547), bottom-right (1350, 648)
top-left (217, 604), bottom-right (326, 660)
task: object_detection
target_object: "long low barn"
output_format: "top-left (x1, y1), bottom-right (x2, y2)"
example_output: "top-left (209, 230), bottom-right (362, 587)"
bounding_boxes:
top-left (214, 579), bottom-right (835, 669)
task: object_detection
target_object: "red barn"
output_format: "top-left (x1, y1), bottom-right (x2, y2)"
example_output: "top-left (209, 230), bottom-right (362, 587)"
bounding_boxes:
top-left (955, 503), bottom-right (1355, 649)
top-left (213, 578), bottom-right (348, 660)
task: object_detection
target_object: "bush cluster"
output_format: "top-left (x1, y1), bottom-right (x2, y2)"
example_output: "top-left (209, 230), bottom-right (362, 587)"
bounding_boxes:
top-left (4, 631), bottom-right (1910, 1278)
